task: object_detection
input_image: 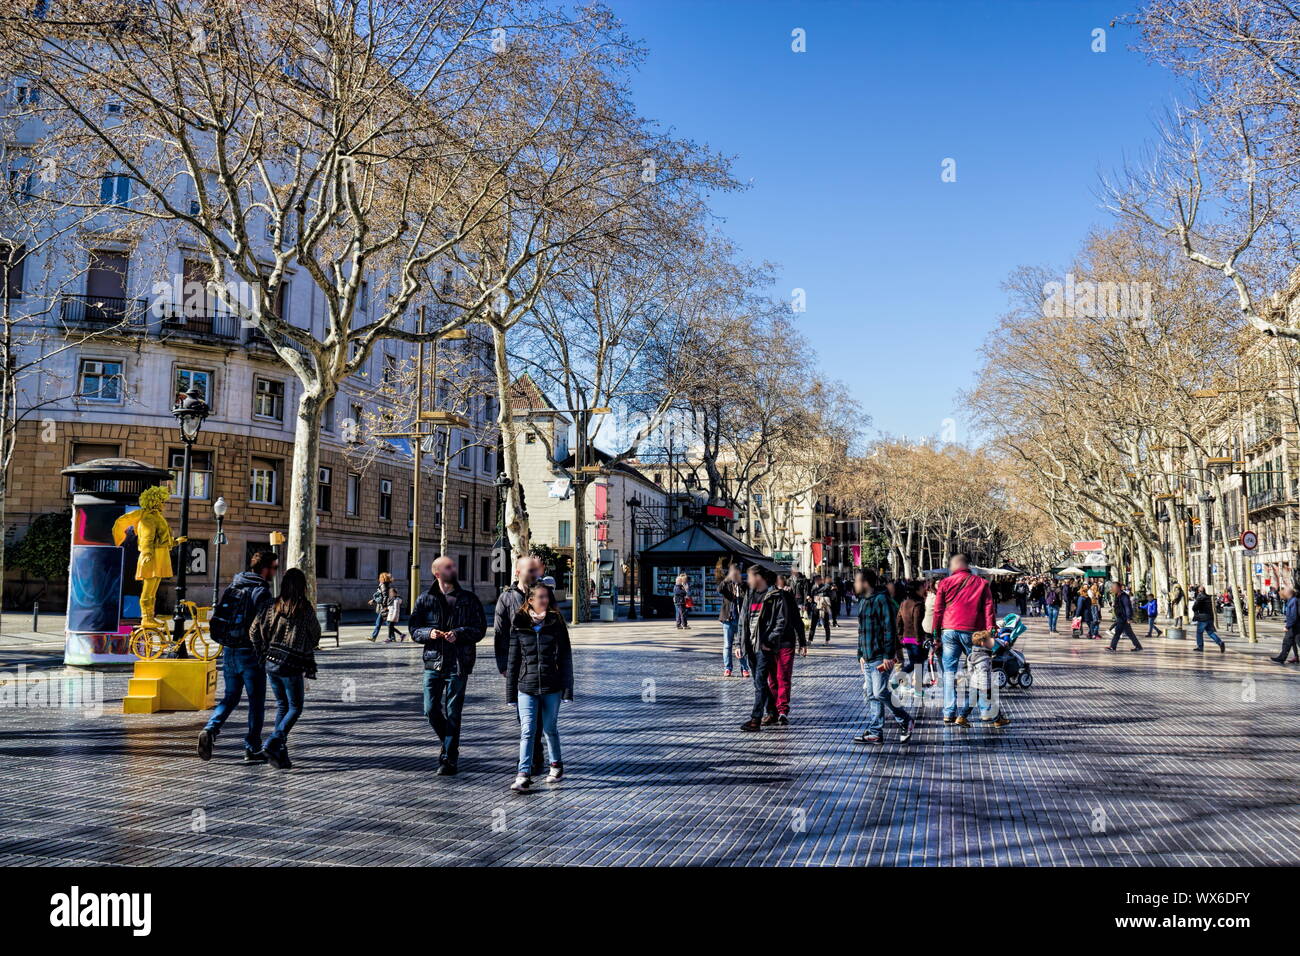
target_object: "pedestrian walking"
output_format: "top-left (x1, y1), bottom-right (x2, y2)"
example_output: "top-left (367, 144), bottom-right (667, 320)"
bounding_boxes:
top-left (495, 554), bottom-right (548, 775)
top-left (410, 555), bottom-right (488, 776)
top-left (738, 566), bottom-right (793, 732)
top-left (507, 583), bottom-right (573, 792)
top-left (197, 549), bottom-right (278, 763)
top-left (367, 572), bottom-right (392, 642)
top-left (673, 573), bottom-right (691, 629)
top-left (384, 585), bottom-right (406, 641)
top-left (1270, 584), bottom-right (1299, 664)
top-left (1044, 580), bottom-right (1061, 634)
top-left (1143, 595), bottom-right (1161, 639)
top-left (931, 553), bottom-right (996, 726)
top-left (250, 567), bottom-right (321, 770)
top-left (853, 567), bottom-right (914, 744)
top-left (968, 629), bottom-right (1011, 726)
top-left (895, 579), bottom-right (927, 702)
top-left (1191, 585), bottom-right (1226, 653)
top-left (718, 563), bottom-right (751, 678)
top-left (1106, 582), bottom-right (1143, 652)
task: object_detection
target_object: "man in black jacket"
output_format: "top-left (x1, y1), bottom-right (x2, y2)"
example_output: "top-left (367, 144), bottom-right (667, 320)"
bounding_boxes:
top-left (494, 553), bottom-right (546, 774)
top-left (738, 565), bottom-right (792, 732)
top-left (411, 555), bottom-right (487, 775)
top-left (1106, 581), bottom-right (1143, 652)
top-left (198, 550), bottom-right (278, 763)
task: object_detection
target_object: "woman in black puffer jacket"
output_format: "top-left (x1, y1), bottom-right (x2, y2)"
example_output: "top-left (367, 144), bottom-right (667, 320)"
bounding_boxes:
top-left (249, 567), bottom-right (320, 769)
top-left (506, 584), bottom-right (573, 792)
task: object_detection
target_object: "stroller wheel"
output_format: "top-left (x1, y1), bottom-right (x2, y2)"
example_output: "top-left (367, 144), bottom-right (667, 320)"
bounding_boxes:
top-left (1019, 669), bottom-right (1034, 688)
top-left (992, 669), bottom-right (1008, 688)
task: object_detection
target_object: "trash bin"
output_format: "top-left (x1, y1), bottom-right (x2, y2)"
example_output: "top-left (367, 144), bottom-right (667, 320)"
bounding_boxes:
top-left (316, 603), bottom-right (340, 647)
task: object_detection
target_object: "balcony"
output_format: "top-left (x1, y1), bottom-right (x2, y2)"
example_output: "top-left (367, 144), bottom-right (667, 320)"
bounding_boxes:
top-left (1248, 486), bottom-right (1291, 512)
top-left (60, 293), bottom-right (148, 332)
top-left (160, 306), bottom-right (242, 342)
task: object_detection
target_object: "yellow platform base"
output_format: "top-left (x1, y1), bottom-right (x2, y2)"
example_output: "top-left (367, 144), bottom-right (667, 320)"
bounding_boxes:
top-left (122, 659), bottom-right (217, 713)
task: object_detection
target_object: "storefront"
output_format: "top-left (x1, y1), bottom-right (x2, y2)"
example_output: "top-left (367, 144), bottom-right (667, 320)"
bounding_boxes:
top-left (638, 522), bottom-right (775, 619)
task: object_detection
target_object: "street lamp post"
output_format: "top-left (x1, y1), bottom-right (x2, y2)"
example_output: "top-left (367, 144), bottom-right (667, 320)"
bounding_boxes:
top-left (626, 493), bottom-right (641, 619)
top-left (495, 473), bottom-right (513, 594)
top-left (171, 385), bottom-right (209, 654)
top-left (210, 496), bottom-right (228, 606)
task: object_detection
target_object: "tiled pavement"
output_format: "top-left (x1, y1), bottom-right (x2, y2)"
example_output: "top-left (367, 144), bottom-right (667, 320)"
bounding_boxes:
top-left (1, 608), bottom-right (1298, 866)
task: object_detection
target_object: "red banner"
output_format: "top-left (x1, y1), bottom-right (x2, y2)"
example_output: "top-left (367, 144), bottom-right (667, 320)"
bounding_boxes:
top-left (811, 542), bottom-right (823, 566)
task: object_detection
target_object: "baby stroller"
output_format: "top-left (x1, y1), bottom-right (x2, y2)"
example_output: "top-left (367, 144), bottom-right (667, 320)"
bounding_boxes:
top-left (991, 613), bottom-right (1033, 688)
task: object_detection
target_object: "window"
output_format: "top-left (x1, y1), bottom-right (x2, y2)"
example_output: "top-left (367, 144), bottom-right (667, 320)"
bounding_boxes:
top-left (382, 353), bottom-right (398, 386)
top-left (379, 479), bottom-right (392, 521)
top-left (525, 432), bottom-right (537, 444)
top-left (5, 154), bottom-right (33, 203)
top-left (358, 279), bottom-right (369, 313)
top-left (480, 496), bottom-right (492, 533)
top-left (250, 457), bottom-right (279, 505)
top-left (458, 435), bottom-right (471, 471)
top-left (344, 547), bottom-right (359, 579)
top-left (434, 490), bottom-right (443, 527)
top-left (457, 494), bottom-right (469, 530)
top-left (99, 173), bottom-right (131, 206)
top-left (322, 395), bottom-right (335, 432)
top-left (169, 448), bottom-right (213, 500)
top-left (175, 367), bottom-right (211, 404)
top-left (69, 441), bottom-right (120, 492)
top-left (347, 402), bottom-right (363, 443)
top-left (440, 268), bottom-right (453, 295)
top-left (317, 466), bottom-right (332, 512)
top-left (558, 520), bottom-right (572, 547)
top-left (316, 545), bottom-right (330, 579)
top-left (457, 554), bottom-right (468, 581)
top-left (2, 245), bottom-right (26, 298)
top-left (78, 358), bottom-right (123, 402)
top-left (253, 377), bottom-right (285, 421)
top-left (377, 549), bottom-right (390, 576)
top-left (346, 474), bottom-right (360, 516)
top-left (483, 446), bottom-right (494, 474)
top-left (480, 554), bottom-right (490, 583)
top-left (12, 78), bottom-right (40, 106)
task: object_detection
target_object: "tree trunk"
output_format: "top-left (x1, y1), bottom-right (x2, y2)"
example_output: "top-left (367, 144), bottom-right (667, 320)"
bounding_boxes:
top-left (287, 385), bottom-right (330, 602)
top-left (571, 479), bottom-right (589, 625)
top-left (491, 324), bottom-right (529, 554)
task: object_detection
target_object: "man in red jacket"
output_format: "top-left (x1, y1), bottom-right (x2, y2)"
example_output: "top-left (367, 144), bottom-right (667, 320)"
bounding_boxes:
top-left (931, 553), bottom-right (996, 726)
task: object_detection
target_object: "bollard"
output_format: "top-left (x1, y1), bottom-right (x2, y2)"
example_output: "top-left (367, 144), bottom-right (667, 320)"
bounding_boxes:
top-left (32, 599), bottom-right (39, 633)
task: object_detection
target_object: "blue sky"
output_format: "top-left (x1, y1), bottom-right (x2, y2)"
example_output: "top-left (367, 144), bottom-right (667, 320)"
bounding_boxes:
top-left (615, 0), bottom-right (1185, 443)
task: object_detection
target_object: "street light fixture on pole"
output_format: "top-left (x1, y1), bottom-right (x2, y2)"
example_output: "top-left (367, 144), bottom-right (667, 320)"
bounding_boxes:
top-left (211, 495), bottom-right (227, 606)
top-left (170, 385), bottom-right (209, 654)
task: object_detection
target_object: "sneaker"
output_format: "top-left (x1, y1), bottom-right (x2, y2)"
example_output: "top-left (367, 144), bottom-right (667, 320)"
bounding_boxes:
top-left (436, 763), bottom-right (458, 776)
top-left (1104, 647), bottom-right (1116, 653)
top-left (852, 731), bottom-right (883, 744)
top-left (1131, 646), bottom-right (1143, 652)
top-left (761, 713), bottom-right (778, 726)
top-left (943, 716), bottom-right (956, 724)
top-left (1192, 646), bottom-right (1204, 652)
top-left (242, 749), bottom-right (268, 764)
top-left (954, 716), bottom-right (970, 727)
top-left (993, 715), bottom-right (1011, 727)
top-left (1271, 655), bottom-right (1287, 664)
top-left (741, 671), bottom-right (751, 678)
top-left (899, 718), bottom-right (916, 743)
top-left (1219, 644), bottom-right (1225, 654)
top-left (197, 729), bottom-right (213, 761)
top-left (511, 773), bottom-right (531, 793)
top-left (724, 668), bottom-right (733, 677)
top-left (739, 719), bottom-right (762, 732)
top-left (777, 714), bottom-right (789, 726)
top-left (368, 634), bottom-right (378, 642)
top-left (266, 744), bottom-right (292, 770)
top-left (547, 762), bottom-right (564, 783)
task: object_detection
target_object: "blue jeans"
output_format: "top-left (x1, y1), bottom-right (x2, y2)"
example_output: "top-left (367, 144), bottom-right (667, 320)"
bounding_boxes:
top-left (941, 629), bottom-right (974, 719)
top-left (1195, 621), bottom-right (1224, 649)
top-left (517, 691), bottom-right (562, 773)
top-left (675, 604), bottom-right (688, 626)
top-left (1045, 605), bottom-right (1059, 632)
top-left (723, 620), bottom-right (741, 669)
top-left (370, 611), bottom-right (384, 639)
top-left (863, 660), bottom-right (911, 734)
top-left (203, 646), bottom-right (266, 754)
top-left (265, 672), bottom-right (304, 750)
top-left (423, 670), bottom-right (467, 767)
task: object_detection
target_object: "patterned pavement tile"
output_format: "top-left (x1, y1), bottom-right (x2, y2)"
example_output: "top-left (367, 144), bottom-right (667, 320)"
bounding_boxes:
top-left (0, 607), bottom-right (1297, 866)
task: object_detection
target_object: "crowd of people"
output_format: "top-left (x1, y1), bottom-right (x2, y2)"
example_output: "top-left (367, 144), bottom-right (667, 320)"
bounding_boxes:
top-left (191, 546), bottom-right (1298, 790)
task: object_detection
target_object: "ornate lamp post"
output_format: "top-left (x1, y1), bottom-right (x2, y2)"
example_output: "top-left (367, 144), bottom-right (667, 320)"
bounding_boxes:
top-left (171, 385), bottom-right (209, 652)
top-left (210, 496), bottom-right (228, 606)
top-left (626, 493), bottom-right (641, 619)
top-left (495, 473), bottom-right (513, 594)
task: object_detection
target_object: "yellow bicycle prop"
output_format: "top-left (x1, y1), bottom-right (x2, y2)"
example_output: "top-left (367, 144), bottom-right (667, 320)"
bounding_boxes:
top-left (127, 604), bottom-right (221, 661)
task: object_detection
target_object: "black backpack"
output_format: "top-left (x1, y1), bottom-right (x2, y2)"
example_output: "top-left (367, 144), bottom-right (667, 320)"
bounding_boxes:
top-left (209, 584), bottom-right (257, 646)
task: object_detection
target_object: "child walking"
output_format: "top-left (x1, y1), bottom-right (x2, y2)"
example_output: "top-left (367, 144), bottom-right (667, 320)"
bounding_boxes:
top-left (506, 583), bottom-right (574, 792)
top-left (968, 630), bottom-right (1011, 727)
top-left (384, 585), bottom-right (406, 642)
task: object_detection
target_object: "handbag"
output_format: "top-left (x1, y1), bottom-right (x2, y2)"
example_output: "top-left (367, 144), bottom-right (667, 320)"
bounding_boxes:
top-left (263, 642), bottom-right (293, 675)
top-left (684, 596), bottom-right (694, 610)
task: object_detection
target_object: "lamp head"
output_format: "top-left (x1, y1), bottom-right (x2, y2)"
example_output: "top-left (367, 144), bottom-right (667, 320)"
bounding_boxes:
top-left (172, 385), bottom-right (209, 442)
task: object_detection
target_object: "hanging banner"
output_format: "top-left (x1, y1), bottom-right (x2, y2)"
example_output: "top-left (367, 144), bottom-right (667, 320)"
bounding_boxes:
top-left (594, 484), bottom-right (608, 520)
top-left (811, 542), bottom-right (823, 566)
top-left (851, 544), bottom-right (862, 566)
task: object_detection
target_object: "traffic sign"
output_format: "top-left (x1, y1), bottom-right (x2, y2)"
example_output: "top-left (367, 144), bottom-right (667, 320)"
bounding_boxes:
top-left (1240, 530), bottom-right (1258, 551)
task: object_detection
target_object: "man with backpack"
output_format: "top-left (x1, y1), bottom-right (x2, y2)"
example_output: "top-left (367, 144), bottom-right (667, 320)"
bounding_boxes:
top-left (198, 550), bottom-right (278, 763)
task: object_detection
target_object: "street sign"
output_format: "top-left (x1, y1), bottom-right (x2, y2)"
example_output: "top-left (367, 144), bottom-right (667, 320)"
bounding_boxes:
top-left (1240, 530), bottom-right (1258, 551)
top-left (1072, 540), bottom-right (1105, 552)
top-left (548, 478), bottom-right (571, 499)
top-left (1255, 564), bottom-right (1264, 574)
